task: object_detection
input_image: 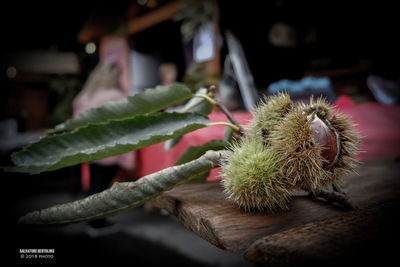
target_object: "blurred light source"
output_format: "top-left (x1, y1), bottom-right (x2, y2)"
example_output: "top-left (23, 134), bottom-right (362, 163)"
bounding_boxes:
top-left (6, 66), bottom-right (17, 78)
top-left (193, 22), bottom-right (215, 63)
top-left (85, 42), bottom-right (96, 54)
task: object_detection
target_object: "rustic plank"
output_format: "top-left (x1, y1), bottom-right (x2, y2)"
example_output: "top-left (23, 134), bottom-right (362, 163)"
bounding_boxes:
top-left (146, 158), bottom-right (400, 252)
top-left (243, 200), bottom-right (400, 266)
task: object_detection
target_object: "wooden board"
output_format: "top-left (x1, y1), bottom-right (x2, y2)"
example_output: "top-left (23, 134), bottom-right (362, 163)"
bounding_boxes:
top-left (146, 158), bottom-right (400, 252)
top-left (243, 200), bottom-right (400, 265)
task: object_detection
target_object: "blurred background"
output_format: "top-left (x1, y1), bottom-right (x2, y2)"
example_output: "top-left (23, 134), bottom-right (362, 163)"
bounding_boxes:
top-left (1, 0), bottom-right (399, 266)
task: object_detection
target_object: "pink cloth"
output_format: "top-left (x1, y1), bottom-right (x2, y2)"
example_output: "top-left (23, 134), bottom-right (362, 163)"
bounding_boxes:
top-left (333, 95), bottom-right (400, 161)
top-left (100, 36), bottom-right (131, 96)
top-left (138, 97), bottom-right (400, 181)
top-left (73, 88), bottom-right (136, 170)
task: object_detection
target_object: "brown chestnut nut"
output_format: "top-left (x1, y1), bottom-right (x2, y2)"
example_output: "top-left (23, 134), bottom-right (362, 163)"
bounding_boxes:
top-left (310, 115), bottom-right (339, 169)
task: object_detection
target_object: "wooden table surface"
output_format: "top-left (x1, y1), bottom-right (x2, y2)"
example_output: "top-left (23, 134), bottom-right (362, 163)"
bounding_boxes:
top-left (146, 157), bottom-right (400, 264)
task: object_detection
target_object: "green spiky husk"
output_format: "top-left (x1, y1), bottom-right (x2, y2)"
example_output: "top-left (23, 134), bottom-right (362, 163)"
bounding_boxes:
top-left (248, 92), bottom-right (291, 143)
top-left (269, 107), bottom-right (332, 190)
top-left (328, 113), bottom-right (360, 185)
top-left (269, 98), bottom-right (360, 190)
top-left (221, 93), bottom-right (359, 211)
top-left (298, 96), bottom-right (333, 120)
top-left (220, 137), bottom-right (291, 211)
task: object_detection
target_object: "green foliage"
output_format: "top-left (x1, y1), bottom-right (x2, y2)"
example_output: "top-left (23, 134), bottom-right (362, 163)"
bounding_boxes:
top-left (176, 140), bottom-right (228, 165)
top-left (163, 135), bottom-right (184, 151)
top-left (18, 150), bottom-right (223, 225)
top-left (7, 83), bottom-right (239, 225)
top-left (176, 140), bottom-right (229, 183)
top-left (4, 84), bottom-right (217, 175)
top-left (51, 84), bottom-right (193, 133)
top-left (181, 88), bottom-right (214, 115)
top-left (222, 126), bottom-right (234, 142)
top-left (164, 88), bottom-right (214, 151)
top-left (11, 87), bottom-right (360, 225)
top-left (6, 113), bottom-right (209, 174)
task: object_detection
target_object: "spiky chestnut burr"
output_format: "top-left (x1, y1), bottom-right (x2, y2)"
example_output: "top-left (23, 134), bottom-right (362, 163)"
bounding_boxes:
top-left (269, 107), bottom-right (332, 190)
top-left (248, 92), bottom-right (291, 144)
top-left (221, 94), bottom-right (359, 211)
top-left (269, 98), bottom-right (360, 190)
top-left (327, 113), bottom-right (360, 185)
top-left (221, 137), bottom-right (292, 211)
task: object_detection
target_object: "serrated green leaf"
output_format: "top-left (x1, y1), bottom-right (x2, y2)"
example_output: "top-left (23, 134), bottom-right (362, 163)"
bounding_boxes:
top-left (6, 113), bottom-right (209, 174)
top-left (163, 135), bottom-right (183, 151)
top-left (175, 140), bottom-right (229, 183)
top-left (223, 126), bottom-right (234, 142)
top-left (176, 139), bottom-right (229, 165)
top-left (164, 88), bottom-right (214, 151)
top-left (51, 84), bottom-right (193, 133)
top-left (18, 150), bottom-right (223, 225)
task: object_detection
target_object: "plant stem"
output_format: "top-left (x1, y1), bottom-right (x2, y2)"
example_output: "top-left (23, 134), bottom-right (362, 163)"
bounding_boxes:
top-left (207, 122), bottom-right (241, 133)
top-left (216, 102), bottom-right (246, 135)
top-left (305, 187), bottom-right (356, 211)
top-left (193, 94), bottom-right (217, 105)
top-left (208, 85), bottom-right (246, 135)
top-left (332, 183), bottom-right (342, 193)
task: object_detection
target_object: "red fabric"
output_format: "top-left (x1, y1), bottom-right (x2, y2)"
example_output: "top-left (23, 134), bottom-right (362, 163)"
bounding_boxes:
top-left (81, 162), bottom-right (91, 192)
top-left (138, 97), bottom-right (400, 181)
top-left (333, 95), bottom-right (400, 161)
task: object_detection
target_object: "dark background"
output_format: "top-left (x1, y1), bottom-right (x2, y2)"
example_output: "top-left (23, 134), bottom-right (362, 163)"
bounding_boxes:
top-left (1, 0), bottom-right (399, 81)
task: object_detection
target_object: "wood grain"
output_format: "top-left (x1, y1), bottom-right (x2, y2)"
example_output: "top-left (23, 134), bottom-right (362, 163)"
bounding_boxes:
top-left (146, 158), bottom-right (400, 252)
top-left (244, 200), bottom-right (400, 266)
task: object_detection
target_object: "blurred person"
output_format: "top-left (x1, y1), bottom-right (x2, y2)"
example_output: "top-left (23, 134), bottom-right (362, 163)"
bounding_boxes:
top-left (159, 63), bottom-right (178, 85)
top-left (73, 62), bottom-right (136, 235)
